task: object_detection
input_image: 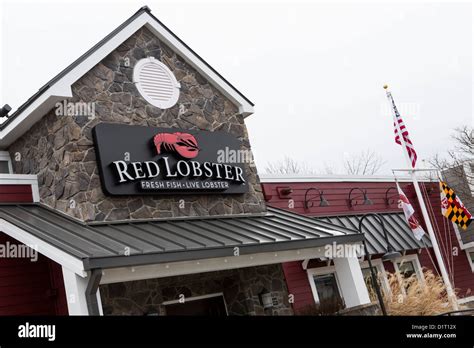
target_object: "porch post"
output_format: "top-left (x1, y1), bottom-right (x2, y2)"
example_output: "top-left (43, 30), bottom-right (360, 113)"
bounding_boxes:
top-left (333, 256), bottom-right (370, 308)
top-left (62, 266), bottom-right (91, 315)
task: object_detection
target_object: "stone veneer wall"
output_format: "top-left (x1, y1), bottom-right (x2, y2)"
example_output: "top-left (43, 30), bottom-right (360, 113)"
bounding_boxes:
top-left (100, 264), bottom-right (293, 316)
top-left (8, 27), bottom-right (265, 222)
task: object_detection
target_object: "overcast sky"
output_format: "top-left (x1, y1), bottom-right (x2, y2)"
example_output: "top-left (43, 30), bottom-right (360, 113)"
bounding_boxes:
top-left (0, 0), bottom-right (472, 175)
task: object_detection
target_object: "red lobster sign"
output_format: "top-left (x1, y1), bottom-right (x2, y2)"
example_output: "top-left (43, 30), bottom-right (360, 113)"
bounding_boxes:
top-left (153, 132), bottom-right (199, 159)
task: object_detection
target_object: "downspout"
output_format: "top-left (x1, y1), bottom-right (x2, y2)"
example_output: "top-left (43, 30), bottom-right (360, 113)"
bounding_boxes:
top-left (85, 269), bottom-right (102, 315)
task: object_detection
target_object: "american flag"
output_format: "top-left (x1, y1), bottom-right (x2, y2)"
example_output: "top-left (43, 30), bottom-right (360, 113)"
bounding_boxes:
top-left (387, 91), bottom-right (417, 168)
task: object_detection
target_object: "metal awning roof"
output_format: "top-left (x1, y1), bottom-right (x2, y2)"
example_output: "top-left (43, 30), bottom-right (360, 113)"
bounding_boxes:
top-left (314, 212), bottom-right (432, 255)
top-left (0, 204), bottom-right (364, 270)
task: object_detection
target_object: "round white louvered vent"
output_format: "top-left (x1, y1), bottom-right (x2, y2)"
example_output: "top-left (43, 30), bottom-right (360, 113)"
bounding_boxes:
top-left (133, 57), bottom-right (181, 109)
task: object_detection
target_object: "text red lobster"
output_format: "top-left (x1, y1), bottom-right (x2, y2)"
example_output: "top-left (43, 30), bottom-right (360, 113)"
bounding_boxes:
top-left (153, 132), bottom-right (199, 159)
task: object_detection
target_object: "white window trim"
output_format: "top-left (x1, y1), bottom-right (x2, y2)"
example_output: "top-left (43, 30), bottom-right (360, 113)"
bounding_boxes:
top-left (307, 266), bottom-right (344, 305)
top-left (162, 292), bottom-right (228, 315)
top-left (392, 254), bottom-right (425, 285)
top-left (0, 151), bottom-right (13, 173)
top-left (466, 248), bottom-right (474, 273)
top-left (458, 295), bottom-right (474, 305)
top-left (359, 259), bottom-right (391, 296)
top-left (307, 259), bottom-right (392, 305)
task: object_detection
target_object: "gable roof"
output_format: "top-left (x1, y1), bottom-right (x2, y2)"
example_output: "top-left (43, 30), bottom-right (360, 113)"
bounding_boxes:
top-left (0, 6), bottom-right (254, 149)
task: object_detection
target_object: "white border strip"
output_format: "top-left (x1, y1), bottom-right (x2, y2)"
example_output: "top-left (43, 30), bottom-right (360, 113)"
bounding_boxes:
top-left (100, 246), bottom-right (329, 284)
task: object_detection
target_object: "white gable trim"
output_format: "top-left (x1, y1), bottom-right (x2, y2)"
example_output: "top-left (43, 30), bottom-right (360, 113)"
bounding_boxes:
top-left (0, 10), bottom-right (253, 149)
top-left (0, 219), bottom-right (86, 276)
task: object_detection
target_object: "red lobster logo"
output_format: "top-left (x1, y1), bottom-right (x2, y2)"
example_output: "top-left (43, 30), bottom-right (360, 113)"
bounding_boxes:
top-left (153, 132), bottom-right (199, 159)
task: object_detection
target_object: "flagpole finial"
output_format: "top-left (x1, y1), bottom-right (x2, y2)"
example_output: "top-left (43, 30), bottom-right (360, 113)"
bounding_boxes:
top-left (383, 84), bottom-right (388, 89)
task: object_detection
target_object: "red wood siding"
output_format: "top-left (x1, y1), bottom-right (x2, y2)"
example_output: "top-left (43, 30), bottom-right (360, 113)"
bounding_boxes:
top-left (282, 262), bottom-right (315, 312)
top-left (263, 180), bottom-right (474, 310)
top-left (262, 181), bottom-right (415, 216)
top-left (0, 233), bottom-right (68, 315)
top-left (0, 185), bottom-right (33, 203)
top-left (409, 183), bottom-right (474, 298)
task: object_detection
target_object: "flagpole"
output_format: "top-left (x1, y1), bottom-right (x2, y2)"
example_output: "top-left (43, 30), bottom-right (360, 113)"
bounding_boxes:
top-left (384, 85), bottom-right (458, 310)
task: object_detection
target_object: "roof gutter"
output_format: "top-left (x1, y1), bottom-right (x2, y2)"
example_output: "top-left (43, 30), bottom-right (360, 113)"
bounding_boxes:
top-left (85, 269), bottom-right (103, 316)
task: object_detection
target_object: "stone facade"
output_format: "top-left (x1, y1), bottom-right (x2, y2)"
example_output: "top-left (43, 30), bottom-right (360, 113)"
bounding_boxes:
top-left (8, 27), bottom-right (265, 222)
top-left (100, 264), bottom-right (293, 316)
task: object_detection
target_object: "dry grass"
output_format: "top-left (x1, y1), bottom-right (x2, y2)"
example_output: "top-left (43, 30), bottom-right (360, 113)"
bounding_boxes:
top-left (383, 269), bottom-right (452, 316)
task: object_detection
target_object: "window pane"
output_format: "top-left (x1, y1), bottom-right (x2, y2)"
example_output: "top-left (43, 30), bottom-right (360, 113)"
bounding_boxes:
top-left (313, 273), bottom-right (341, 305)
top-left (362, 267), bottom-right (381, 301)
top-left (470, 252), bottom-right (474, 263)
top-left (0, 161), bottom-right (9, 173)
top-left (398, 261), bottom-right (416, 279)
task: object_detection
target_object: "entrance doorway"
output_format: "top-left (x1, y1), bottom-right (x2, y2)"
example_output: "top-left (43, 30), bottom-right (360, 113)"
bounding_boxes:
top-left (163, 293), bottom-right (228, 316)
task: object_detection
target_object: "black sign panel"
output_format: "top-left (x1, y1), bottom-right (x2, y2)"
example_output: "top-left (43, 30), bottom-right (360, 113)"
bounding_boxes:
top-left (93, 123), bottom-right (248, 195)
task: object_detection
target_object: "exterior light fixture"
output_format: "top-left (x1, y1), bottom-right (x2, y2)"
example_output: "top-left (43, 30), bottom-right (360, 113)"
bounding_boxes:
top-left (384, 187), bottom-right (398, 206)
top-left (0, 104), bottom-right (11, 118)
top-left (304, 188), bottom-right (329, 209)
top-left (381, 250), bottom-right (402, 261)
top-left (347, 188), bottom-right (373, 208)
top-left (259, 290), bottom-right (277, 309)
top-left (276, 186), bottom-right (293, 199)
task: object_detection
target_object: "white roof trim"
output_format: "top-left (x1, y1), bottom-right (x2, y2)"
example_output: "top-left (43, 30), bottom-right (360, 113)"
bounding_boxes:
top-left (259, 174), bottom-right (435, 183)
top-left (0, 219), bottom-right (86, 276)
top-left (0, 11), bottom-right (253, 149)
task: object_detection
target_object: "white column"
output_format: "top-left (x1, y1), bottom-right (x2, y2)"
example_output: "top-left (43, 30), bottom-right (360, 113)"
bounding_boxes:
top-left (333, 256), bottom-right (371, 308)
top-left (62, 267), bottom-right (90, 315)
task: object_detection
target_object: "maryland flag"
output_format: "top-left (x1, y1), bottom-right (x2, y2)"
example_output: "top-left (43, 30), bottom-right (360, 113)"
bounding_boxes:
top-left (440, 181), bottom-right (473, 230)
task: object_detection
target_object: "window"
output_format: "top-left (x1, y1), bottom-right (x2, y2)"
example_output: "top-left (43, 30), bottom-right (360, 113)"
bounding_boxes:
top-left (361, 267), bottom-right (380, 302)
top-left (0, 152), bottom-right (12, 174)
top-left (0, 161), bottom-right (9, 173)
top-left (467, 249), bottom-right (474, 272)
top-left (360, 260), bottom-right (390, 300)
top-left (392, 254), bottom-right (424, 293)
top-left (307, 268), bottom-right (345, 313)
top-left (313, 273), bottom-right (342, 306)
top-left (397, 261), bottom-right (417, 279)
top-left (393, 255), bottom-right (423, 280)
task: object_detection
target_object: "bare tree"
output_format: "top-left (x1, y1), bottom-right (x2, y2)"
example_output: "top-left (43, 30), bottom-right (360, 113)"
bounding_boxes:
top-left (430, 126), bottom-right (473, 169)
top-left (343, 149), bottom-right (386, 175)
top-left (264, 150), bottom-right (386, 176)
top-left (264, 156), bottom-right (317, 175)
top-left (429, 125), bottom-right (473, 194)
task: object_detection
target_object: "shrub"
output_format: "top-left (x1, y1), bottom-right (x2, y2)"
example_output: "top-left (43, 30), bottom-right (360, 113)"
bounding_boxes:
top-left (385, 269), bottom-right (452, 316)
